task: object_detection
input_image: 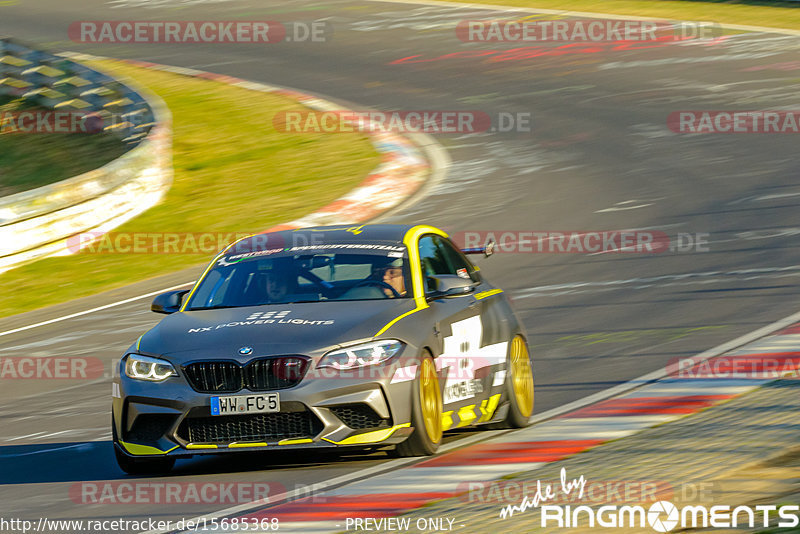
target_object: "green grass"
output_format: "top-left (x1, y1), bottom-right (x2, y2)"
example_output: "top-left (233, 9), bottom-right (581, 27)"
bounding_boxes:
top-left (0, 60), bottom-right (379, 318)
top-left (440, 0), bottom-right (800, 31)
top-left (0, 97), bottom-right (128, 197)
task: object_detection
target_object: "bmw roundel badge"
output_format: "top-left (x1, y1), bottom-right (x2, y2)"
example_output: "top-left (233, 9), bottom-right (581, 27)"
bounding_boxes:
top-left (238, 346), bottom-right (253, 355)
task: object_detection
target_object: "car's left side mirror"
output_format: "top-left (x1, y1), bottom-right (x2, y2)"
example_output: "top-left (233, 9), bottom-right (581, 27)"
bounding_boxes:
top-left (425, 275), bottom-right (476, 300)
top-left (151, 290), bottom-right (190, 314)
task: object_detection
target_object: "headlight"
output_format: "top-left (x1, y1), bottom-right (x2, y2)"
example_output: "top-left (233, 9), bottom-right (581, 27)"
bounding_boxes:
top-left (125, 354), bottom-right (177, 382)
top-left (317, 340), bottom-right (403, 370)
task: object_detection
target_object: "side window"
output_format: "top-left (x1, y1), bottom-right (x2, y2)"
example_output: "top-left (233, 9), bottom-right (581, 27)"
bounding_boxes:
top-left (418, 235), bottom-right (480, 293)
top-left (418, 235), bottom-right (449, 293)
top-left (418, 236), bottom-right (449, 276)
top-left (434, 236), bottom-right (479, 282)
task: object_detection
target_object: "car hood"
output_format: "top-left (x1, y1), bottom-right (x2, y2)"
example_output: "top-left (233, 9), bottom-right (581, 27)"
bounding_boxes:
top-left (137, 299), bottom-right (416, 363)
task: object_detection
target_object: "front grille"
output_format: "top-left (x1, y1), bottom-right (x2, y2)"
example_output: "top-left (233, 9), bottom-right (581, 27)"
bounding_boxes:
top-left (127, 414), bottom-right (177, 442)
top-left (244, 357), bottom-right (309, 391)
top-left (177, 410), bottom-right (322, 443)
top-left (184, 361), bottom-right (242, 393)
top-left (330, 404), bottom-right (390, 430)
top-left (184, 357), bottom-right (308, 393)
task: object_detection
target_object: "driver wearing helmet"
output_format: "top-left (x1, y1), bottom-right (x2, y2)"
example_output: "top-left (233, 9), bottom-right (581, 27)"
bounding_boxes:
top-left (378, 259), bottom-right (407, 298)
top-left (263, 258), bottom-right (293, 302)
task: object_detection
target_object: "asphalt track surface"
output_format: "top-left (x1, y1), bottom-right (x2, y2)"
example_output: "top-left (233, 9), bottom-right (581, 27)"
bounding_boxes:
top-left (1, 0), bottom-right (800, 529)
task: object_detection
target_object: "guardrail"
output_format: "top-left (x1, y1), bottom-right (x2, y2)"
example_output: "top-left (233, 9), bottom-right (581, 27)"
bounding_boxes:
top-left (0, 39), bottom-right (172, 273)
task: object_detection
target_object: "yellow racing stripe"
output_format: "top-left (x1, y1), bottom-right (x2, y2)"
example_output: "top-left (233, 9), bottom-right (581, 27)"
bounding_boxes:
top-left (474, 288), bottom-right (503, 300)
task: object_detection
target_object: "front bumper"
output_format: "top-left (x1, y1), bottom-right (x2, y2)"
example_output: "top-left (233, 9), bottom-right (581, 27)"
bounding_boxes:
top-left (112, 359), bottom-right (418, 458)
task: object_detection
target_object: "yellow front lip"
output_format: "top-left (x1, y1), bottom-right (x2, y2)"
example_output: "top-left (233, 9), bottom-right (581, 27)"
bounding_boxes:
top-left (322, 423), bottom-right (410, 445)
top-left (120, 441), bottom-right (179, 456)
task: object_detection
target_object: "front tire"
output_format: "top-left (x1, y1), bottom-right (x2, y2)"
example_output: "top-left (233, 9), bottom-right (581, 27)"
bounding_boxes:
top-left (394, 351), bottom-right (443, 457)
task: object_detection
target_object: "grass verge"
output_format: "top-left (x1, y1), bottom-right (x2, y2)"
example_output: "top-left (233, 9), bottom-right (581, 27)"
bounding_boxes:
top-left (0, 97), bottom-right (128, 197)
top-left (0, 59), bottom-right (380, 318)
top-left (438, 0), bottom-right (800, 31)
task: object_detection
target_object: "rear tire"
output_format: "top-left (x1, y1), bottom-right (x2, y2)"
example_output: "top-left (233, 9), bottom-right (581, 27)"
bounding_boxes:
top-left (394, 351), bottom-right (443, 457)
top-left (491, 335), bottom-right (534, 429)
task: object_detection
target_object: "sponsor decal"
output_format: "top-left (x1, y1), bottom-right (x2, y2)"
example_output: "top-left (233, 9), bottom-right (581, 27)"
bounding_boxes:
top-left (187, 311), bottom-right (334, 333)
top-left (437, 316), bottom-right (507, 404)
top-left (287, 244), bottom-right (406, 253)
top-left (218, 248), bottom-right (285, 265)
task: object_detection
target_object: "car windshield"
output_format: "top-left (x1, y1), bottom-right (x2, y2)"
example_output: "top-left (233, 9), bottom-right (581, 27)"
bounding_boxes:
top-left (185, 245), bottom-right (411, 310)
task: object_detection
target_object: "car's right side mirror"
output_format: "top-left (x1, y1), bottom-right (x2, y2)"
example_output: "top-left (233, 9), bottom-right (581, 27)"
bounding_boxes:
top-left (151, 290), bottom-right (190, 314)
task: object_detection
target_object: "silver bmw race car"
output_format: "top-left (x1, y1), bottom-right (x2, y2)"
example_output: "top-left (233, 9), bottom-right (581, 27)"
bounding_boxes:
top-left (112, 224), bottom-right (534, 474)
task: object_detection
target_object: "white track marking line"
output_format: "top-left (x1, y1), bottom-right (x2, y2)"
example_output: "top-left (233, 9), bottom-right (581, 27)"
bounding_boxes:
top-left (153, 308), bottom-right (800, 534)
top-left (4, 432), bottom-right (46, 442)
top-left (0, 282), bottom-right (194, 339)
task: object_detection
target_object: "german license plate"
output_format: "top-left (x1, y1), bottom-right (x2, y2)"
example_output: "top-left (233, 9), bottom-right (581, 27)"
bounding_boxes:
top-left (210, 393), bottom-right (279, 416)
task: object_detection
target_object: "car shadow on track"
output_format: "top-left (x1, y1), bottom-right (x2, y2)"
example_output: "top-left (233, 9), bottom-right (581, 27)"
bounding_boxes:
top-left (0, 440), bottom-right (396, 484)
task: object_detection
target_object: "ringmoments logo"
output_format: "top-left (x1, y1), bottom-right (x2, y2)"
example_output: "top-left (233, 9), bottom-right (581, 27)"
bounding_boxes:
top-left (499, 469), bottom-right (800, 531)
top-left (539, 502), bottom-right (800, 530)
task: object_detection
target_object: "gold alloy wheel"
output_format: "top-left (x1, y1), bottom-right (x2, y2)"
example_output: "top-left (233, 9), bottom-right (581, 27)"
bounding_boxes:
top-left (419, 356), bottom-right (443, 444)
top-left (510, 336), bottom-right (534, 417)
